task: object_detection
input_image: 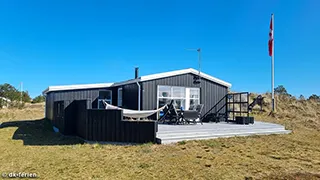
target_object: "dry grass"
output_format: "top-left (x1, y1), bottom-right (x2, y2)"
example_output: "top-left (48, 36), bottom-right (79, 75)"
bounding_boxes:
top-left (0, 98), bottom-right (320, 180)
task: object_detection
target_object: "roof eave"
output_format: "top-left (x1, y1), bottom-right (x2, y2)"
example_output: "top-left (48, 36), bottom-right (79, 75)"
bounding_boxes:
top-left (111, 78), bottom-right (141, 87)
top-left (189, 69), bottom-right (232, 88)
top-left (42, 88), bottom-right (49, 95)
top-left (43, 83), bottom-right (114, 94)
top-left (112, 68), bottom-right (232, 88)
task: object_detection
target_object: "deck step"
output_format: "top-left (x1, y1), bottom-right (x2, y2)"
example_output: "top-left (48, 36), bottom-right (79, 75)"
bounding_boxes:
top-left (158, 127), bottom-right (286, 136)
top-left (156, 121), bottom-right (291, 144)
top-left (158, 129), bottom-right (291, 144)
top-left (160, 130), bottom-right (291, 144)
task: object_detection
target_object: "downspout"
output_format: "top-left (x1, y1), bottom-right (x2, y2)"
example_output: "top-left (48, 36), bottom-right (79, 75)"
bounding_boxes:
top-left (135, 67), bottom-right (141, 111)
top-left (136, 81), bottom-right (141, 111)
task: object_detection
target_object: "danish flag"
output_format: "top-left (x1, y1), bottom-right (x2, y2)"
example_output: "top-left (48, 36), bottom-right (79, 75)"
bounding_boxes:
top-left (268, 16), bottom-right (273, 56)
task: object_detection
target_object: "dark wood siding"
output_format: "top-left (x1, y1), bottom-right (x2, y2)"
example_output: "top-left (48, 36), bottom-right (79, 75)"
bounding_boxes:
top-left (61, 100), bottom-right (157, 143)
top-left (112, 87), bottom-right (118, 106)
top-left (45, 86), bottom-right (138, 121)
top-left (53, 101), bottom-right (65, 133)
top-left (45, 73), bottom-right (228, 121)
top-left (141, 73), bottom-right (228, 117)
top-left (85, 109), bottom-right (156, 143)
top-left (45, 88), bottom-right (113, 123)
top-left (45, 93), bottom-right (54, 121)
top-left (122, 83), bottom-right (139, 110)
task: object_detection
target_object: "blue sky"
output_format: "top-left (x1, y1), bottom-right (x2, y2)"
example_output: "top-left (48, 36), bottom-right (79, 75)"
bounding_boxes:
top-left (0, 0), bottom-right (319, 98)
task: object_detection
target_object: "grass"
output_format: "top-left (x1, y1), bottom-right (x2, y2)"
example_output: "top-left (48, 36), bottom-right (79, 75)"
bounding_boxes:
top-left (1, 98), bottom-right (320, 180)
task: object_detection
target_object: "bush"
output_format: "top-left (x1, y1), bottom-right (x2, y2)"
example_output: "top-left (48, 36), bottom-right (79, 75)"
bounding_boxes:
top-left (32, 95), bottom-right (45, 103)
top-left (299, 95), bottom-right (305, 101)
top-left (9, 101), bottom-right (25, 109)
top-left (308, 94), bottom-right (320, 101)
top-left (274, 85), bottom-right (289, 96)
top-left (0, 83), bottom-right (31, 103)
top-left (22, 91), bottom-right (32, 103)
top-left (178, 141), bottom-right (186, 145)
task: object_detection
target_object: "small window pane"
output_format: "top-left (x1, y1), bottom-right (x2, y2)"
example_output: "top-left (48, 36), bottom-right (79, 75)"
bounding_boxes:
top-left (158, 98), bottom-right (172, 108)
top-left (98, 101), bottom-right (104, 109)
top-left (158, 86), bottom-right (171, 97)
top-left (190, 99), bottom-right (199, 107)
top-left (190, 88), bottom-right (200, 98)
top-left (118, 88), bottom-right (123, 106)
top-left (172, 87), bottom-right (185, 98)
top-left (98, 99), bottom-right (111, 109)
top-left (173, 99), bottom-right (186, 109)
top-left (99, 91), bottom-right (111, 99)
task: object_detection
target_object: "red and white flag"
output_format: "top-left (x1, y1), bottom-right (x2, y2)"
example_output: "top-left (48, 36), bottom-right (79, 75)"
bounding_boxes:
top-left (268, 15), bottom-right (273, 56)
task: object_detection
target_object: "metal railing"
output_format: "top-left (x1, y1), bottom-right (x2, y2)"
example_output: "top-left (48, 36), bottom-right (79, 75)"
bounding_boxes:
top-left (201, 94), bottom-right (228, 122)
top-left (227, 92), bottom-right (250, 122)
top-left (201, 92), bottom-right (250, 122)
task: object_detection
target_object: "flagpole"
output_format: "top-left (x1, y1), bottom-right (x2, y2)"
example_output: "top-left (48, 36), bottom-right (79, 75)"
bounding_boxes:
top-left (271, 13), bottom-right (275, 112)
top-left (197, 48), bottom-right (201, 89)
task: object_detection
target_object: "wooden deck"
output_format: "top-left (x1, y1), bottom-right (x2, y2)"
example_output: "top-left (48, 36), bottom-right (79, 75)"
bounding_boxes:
top-left (157, 121), bottom-right (291, 144)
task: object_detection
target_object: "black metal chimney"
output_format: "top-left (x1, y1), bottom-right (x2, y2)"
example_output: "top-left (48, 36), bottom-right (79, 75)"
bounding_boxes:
top-left (135, 67), bottom-right (139, 79)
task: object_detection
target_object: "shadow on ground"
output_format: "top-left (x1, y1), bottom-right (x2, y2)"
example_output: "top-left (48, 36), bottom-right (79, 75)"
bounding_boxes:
top-left (0, 119), bottom-right (84, 146)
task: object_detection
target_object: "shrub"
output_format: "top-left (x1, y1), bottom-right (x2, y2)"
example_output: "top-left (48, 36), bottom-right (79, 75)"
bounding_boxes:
top-left (299, 95), bottom-right (305, 101)
top-left (9, 101), bottom-right (25, 109)
top-left (274, 85), bottom-right (289, 96)
top-left (308, 94), bottom-right (320, 102)
top-left (178, 141), bottom-right (186, 145)
top-left (0, 83), bottom-right (31, 103)
top-left (32, 95), bottom-right (45, 103)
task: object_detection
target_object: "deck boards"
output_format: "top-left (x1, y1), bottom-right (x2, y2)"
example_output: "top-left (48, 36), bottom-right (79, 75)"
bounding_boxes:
top-left (157, 121), bottom-right (291, 144)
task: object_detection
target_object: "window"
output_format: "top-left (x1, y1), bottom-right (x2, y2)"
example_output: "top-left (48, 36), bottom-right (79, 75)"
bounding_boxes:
top-left (158, 86), bottom-right (186, 109)
top-left (158, 86), bottom-right (171, 98)
top-left (55, 101), bottom-right (64, 117)
top-left (98, 90), bottom-right (112, 109)
top-left (189, 88), bottom-right (200, 108)
top-left (157, 86), bottom-right (200, 111)
top-left (118, 88), bottom-right (123, 107)
top-left (172, 87), bottom-right (185, 98)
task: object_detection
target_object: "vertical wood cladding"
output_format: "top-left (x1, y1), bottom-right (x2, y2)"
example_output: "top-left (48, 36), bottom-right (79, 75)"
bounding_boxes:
top-left (141, 73), bottom-right (228, 116)
top-left (122, 83), bottom-right (139, 110)
top-left (45, 73), bottom-right (228, 122)
top-left (45, 88), bottom-right (111, 122)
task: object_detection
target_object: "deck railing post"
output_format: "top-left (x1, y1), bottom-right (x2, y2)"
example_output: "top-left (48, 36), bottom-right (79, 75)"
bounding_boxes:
top-left (247, 92), bottom-right (249, 120)
top-left (240, 93), bottom-right (242, 117)
top-left (225, 94), bottom-right (228, 122)
top-left (233, 94), bottom-right (235, 121)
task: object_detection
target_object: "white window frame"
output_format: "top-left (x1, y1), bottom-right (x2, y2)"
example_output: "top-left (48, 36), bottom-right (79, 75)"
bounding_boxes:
top-left (157, 85), bottom-right (201, 109)
top-left (185, 88), bottom-right (190, 109)
top-left (157, 85), bottom-right (201, 118)
top-left (97, 90), bottom-right (112, 109)
top-left (117, 88), bottom-right (123, 107)
top-left (187, 88), bottom-right (200, 109)
top-left (158, 85), bottom-right (186, 108)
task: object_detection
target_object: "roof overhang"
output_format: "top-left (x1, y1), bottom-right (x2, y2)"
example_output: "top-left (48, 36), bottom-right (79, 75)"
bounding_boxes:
top-left (112, 68), bottom-right (232, 88)
top-left (43, 83), bottom-right (114, 95)
top-left (43, 68), bottom-right (231, 94)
